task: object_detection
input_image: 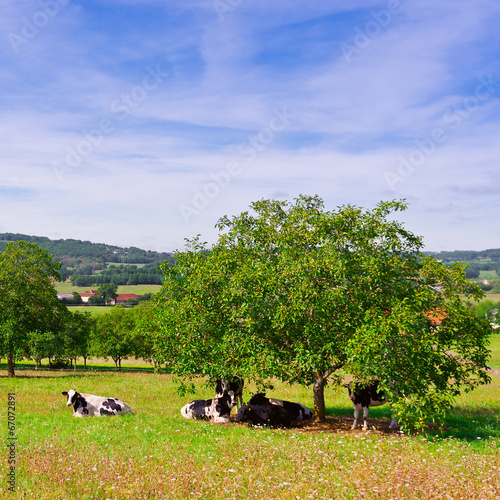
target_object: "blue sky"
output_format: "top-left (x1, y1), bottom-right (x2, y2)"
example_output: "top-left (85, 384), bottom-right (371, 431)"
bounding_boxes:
top-left (1, 0), bottom-right (499, 252)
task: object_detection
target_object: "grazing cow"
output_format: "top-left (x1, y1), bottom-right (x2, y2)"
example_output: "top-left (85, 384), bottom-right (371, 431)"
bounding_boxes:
top-left (215, 378), bottom-right (244, 410)
top-left (62, 389), bottom-right (132, 417)
top-left (181, 390), bottom-right (235, 423)
top-left (344, 380), bottom-right (398, 430)
top-left (248, 393), bottom-right (313, 422)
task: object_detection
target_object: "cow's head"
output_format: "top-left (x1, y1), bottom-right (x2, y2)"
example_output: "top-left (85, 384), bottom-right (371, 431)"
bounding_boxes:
top-left (342, 382), bottom-right (355, 400)
top-left (235, 404), bottom-right (251, 423)
top-left (62, 388), bottom-right (79, 407)
top-left (221, 389), bottom-right (236, 408)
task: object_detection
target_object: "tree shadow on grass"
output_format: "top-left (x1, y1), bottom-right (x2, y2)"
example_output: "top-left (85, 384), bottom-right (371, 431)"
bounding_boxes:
top-left (431, 407), bottom-right (500, 441)
top-left (0, 372), bottom-right (95, 380)
top-left (0, 364), bottom-right (154, 378)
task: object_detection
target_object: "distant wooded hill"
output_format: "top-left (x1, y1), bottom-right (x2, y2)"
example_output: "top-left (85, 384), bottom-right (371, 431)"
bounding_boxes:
top-left (423, 248), bottom-right (500, 277)
top-left (2, 232), bottom-right (499, 285)
top-left (0, 233), bottom-right (175, 285)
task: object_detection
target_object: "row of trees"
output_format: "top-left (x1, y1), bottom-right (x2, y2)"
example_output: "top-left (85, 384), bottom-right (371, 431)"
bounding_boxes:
top-left (71, 265), bottom-right (162, 286)
top-left (24, 306), bottom-right (155, 371)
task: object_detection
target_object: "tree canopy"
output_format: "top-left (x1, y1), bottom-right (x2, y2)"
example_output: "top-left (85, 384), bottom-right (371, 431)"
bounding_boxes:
top-left (146, 196), bottom-right (492, 431)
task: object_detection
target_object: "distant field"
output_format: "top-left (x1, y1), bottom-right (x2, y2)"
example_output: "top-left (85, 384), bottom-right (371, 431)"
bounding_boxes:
top-left (55, 283), bottom-right (162, 295)
top-left (489, 335), bottom-right (500, 370)
top-left (104, 262), bottom-right (148, 269)
top-left (479, 270), bottom-right (499, 279)
top-left (483, 293), bottom-right (500, 302)
top-left (65, 305), bottom-right (115, 315)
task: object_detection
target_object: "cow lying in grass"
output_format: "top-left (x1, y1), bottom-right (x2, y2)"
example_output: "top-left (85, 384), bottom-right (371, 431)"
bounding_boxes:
top-left (62, 389), bottom-right (132, 417)
top-left (248, 393), bottom-right (313, 422)
top-left (236, 392), bottom-right (313, 428)
top-left (181, 390), bottom-right (235, 423)
top-left (344, 380), bottom-right (398, 430)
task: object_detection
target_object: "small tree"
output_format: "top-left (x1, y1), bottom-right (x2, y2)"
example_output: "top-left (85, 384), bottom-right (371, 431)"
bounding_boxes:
top-left (91, 306), bottom-right (135, 370)
top-left (26, 330), bottom-right (63, 370)
top-left (97, 282), bottom-right (118, 305)
top-left (63, 310), bottom-right (94, 370)
top-left (133, 303), bottom-right (162, 371)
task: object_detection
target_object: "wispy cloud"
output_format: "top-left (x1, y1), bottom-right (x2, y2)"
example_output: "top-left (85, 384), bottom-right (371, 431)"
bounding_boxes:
top-left (0, 0), bottom-right (499, 251)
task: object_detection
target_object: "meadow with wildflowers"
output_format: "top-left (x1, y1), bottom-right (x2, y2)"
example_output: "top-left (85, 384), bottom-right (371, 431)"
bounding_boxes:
top-left (1, 337), bottom-right (499, 499)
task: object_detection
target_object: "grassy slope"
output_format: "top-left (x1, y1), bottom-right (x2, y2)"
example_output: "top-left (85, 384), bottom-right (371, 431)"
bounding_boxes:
top-left (1, 373), bottom-right (499, 499)
top-left (1, 338), bottom-right (499, 499)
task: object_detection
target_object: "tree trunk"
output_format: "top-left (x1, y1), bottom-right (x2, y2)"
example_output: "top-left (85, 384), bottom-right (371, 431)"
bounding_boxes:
top-left (84, 357), bottom-right (87, 370)
top-left (7, 354), bottom-right (15, 378)
top-left (74, 358), bottom-right (77, 372)
top-left (313, 372), bottom-right (327, 421)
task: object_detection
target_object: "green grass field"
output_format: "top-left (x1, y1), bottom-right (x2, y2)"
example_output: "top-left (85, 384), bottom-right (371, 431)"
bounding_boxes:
top-left (1, 339), bottom-right (499, 499)
top-left (479, 270), bottom-right (499, 279)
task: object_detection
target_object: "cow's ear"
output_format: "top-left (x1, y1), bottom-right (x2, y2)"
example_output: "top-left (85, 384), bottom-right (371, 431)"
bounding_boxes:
top-left (62, 392), bottom-right (68, 396)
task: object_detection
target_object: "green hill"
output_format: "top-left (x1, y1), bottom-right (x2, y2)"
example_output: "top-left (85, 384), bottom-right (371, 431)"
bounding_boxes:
top-left (0, 233), bottom-right (174, 285)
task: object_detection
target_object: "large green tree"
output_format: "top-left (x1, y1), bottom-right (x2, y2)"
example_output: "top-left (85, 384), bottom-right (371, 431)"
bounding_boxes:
top-left (0, 241), bottom-right (67, 377)
top-left (150, 196), bottom-right (491, 430)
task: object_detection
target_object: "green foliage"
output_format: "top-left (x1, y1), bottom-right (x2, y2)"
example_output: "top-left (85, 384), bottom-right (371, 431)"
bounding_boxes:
top-left (62, 310), bottom-right (94, 364)
top-left (96, 282), bottom-right (118, 304)
top-left (91, 306), bottom-right (136, 369)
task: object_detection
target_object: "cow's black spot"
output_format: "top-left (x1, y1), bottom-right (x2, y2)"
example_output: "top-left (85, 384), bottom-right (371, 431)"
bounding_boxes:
top-left (100, 408), bottom-right (114, 416)
top-left (101, 399), bottom-right (123, 412)
top-left (73, 395), bottom-right (88, 411)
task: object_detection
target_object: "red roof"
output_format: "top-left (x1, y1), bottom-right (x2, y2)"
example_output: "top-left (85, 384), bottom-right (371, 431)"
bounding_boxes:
top-left (425, 309), bottom-right (446, 325)
top-left (115, 294), bottom-right (138, 301)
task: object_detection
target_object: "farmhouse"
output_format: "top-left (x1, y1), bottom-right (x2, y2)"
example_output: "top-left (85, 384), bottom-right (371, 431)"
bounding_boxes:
top-left (114, 293), bottom-right (138, 304)
top-left (79, 290), bottom-right (98, 303)
top-left (56, 293), bottom-right (74, 301)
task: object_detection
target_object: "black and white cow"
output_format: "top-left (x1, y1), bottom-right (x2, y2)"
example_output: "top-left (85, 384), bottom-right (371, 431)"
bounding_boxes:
top-left (344, 380), bottom-right (398, 430)
top-left (235, 402), bottom-right (296, 428)
top-left (215, 378), bottom-right (244, 410)
top-left (62, 389), bottom-right (132, 417)
top-left (236, 392), bottom-right (313, 428)
top-left (181, 390), bottom-right (235, 423)
top-left (248, 393), bottom-right (313, 422)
